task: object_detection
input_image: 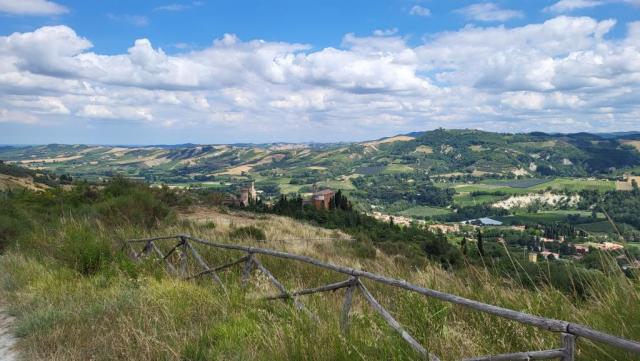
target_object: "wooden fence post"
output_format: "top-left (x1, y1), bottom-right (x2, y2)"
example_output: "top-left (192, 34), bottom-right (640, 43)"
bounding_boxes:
top-left (150, 241), bottom-right (178, 275)
top-left (127, 235), bottom-right (640, 358)
top-left (561, 333), bottom-right (576, 361)
top-left (242, 253), bottom-right (255, 287)
top-left (179, 241), bottom-right (188, 278)
top-left (142, 241), bottom-right (153, 257)
top-left (340, 277), bottom-right (357, 334)
top-left (182, 237), bottom-right (225, 289)
top-left (357, 280), bottom-right (439, 361)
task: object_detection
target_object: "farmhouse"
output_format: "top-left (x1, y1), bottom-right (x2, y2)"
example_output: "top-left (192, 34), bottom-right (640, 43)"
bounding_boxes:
top-left (312, 189), bottom-right (335, 209)
top-left (224, 181), bottom-right (259, 207)
top-left (301, 188), bottom-right (336, 210)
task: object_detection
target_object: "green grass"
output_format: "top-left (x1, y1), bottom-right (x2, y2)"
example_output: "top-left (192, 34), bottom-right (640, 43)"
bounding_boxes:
top-left (317, 179), bottom-right (355, 191)
top-left (453, 194), bottom-right (506, 207)
top-left (449, 178), bottom-right (615, 195)
top-left (483, 178), bottom-right (552, 188)
top-left (398, 206), bottom-right (452, 218)
top-left (1, 180), bottom-right (640, 360)
top-left (496, 210), bottom-right (606, 226)
top-left (382, 164), bottom-right (414, 174)
top-left (530, 178), bottom-right (616, 192)
top-left (274, 178), bottom-right (304, 194)
top-left (577, 221), bottom-right (637, 234)
top-left (2, 217), bottom-right (640, 361)
top-left (538, 210), bottom-right (603, 218)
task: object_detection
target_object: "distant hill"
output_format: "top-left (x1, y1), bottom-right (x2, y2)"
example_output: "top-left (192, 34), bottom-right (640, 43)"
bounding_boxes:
top-left (1, 129), bottom-right (639, 185)
top-left (0, 162), bottom-right (51, 191)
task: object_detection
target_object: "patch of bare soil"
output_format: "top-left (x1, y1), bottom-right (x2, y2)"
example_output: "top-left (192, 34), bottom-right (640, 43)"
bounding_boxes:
top-left (0, 307), bottom-right (18, 361)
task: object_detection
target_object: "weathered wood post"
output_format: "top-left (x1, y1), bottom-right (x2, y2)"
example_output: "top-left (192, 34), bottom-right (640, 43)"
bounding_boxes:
top-left (242, 252), bottom-right (255, 287)
top-left (561, 333), bottom-right (576, 361)
top-left (182, 236), bottom-right (225, 289)
top-left (358, 280), bottom-right (439, 361)
top-left (340, 277), bottom-right (358, 334)
top-left (179, 237), bottom-right (189, 278)
top-left (126, 235), bottom-right (640, 359)
top-left (142, 241), bottom-right (153, 257)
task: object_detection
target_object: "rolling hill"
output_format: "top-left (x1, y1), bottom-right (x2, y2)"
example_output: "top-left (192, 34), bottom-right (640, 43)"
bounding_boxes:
top-left (1, 129), bottom-right (639, 201)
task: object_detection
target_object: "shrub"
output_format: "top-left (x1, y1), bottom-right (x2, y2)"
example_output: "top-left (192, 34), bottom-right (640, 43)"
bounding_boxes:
top-left (201, 221), bottom-right (216, 229)
top-left (0, 215), bottom-right (23, 251)
top-left (345, 240), bottom-right (377, 259)
top-left (58, 224), bottom-right (113, 275)
top-left (14, 306), bottom-right (64, 338)
top-left (229, 226), bottom-right (266, 241)
top-left (97, 191), bottom-right (170, 228)
top-left (0, 202), bottom-right (30, 252)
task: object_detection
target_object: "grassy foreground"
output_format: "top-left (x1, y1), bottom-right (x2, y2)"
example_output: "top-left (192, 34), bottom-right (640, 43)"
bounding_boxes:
top-left (0, 209), bottom-right (639, 360)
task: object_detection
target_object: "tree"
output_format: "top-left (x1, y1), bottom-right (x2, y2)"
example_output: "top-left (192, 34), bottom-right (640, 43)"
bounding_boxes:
top-left (477, 228), bottom-right (485, 256)
top-left (461, 237), bottom-right (468, 255)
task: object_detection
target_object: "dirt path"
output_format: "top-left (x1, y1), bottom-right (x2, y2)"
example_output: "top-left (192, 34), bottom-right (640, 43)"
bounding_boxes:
top-left (0, 307), bottom-right (18, 361)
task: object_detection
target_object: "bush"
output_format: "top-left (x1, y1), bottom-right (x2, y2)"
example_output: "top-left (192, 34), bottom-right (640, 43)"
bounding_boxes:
top-left (58, 224), bottom-right (113, 275)
top-left (229, 226), bottom-right (266, 241)
top-left (0, 215), bottom-right (23, 251)
top-left (97, 191), bottom-right (170, 228)
top-left (0, 202), bottom-right (30, 252)
top-left (346, 240), bottom-right (377, 259)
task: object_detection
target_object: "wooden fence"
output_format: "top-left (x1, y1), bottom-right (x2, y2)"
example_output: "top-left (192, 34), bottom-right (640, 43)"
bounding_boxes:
top-left (125, 234), bottom-right (640, 361)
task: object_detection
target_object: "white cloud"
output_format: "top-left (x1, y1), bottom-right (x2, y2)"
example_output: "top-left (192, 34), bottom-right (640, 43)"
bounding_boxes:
top-left (107, 14), bottom-right (149, 27)
top-left (409, 5), bottom-right (431, 17)
top-left (456, 2), bottom-right (524, 22)
top-left (0, 0), bottom-right (67, 16)
top-left (77, 104), bottom-right (153, 121)
top-left (7, 96), bottom-right (70, 114)
top-left (1, 17), bottom-right (640, 138)
top-left (373, 28), bottom-right (399, 37)
top-left (77, 104), bottom-right (114, 119)
top-left (155, 4), bottom-right (188, 11)
top-left (155, 1), bottom-right (204, 11)
top-left (544, 0), bottom-right (604, 13)
top-left (546, 0), bottom-right (640, 13)
top-left (0, 108), bottom-right (39, 123)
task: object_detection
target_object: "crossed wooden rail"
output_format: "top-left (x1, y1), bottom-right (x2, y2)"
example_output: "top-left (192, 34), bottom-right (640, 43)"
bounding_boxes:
top-left (125, 235), bottom-right (640, 361)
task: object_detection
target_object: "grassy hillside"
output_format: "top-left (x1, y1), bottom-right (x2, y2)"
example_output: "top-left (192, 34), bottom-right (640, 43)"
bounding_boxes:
top-left (0, 181), bottom-right (639, 360)
top-left (2, 130), bottom-right (638, 226)
top-left (1, 129), bottom-right (639, 189)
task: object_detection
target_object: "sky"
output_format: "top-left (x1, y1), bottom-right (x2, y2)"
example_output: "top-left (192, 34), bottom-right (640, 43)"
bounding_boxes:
top-left (0, 0), bottom-right (639, 144)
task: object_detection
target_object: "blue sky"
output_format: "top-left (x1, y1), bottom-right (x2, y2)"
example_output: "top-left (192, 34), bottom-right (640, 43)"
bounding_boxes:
top-left (0, 0), bottom-right (639, 144)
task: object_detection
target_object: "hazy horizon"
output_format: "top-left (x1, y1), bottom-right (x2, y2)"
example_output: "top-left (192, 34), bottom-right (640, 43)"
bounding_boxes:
top-left (2, 127), bottom-right (640, 148)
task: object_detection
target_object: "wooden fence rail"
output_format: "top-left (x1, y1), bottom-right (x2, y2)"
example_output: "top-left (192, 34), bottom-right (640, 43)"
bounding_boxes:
top-left (125, 234), bottom-right (640, 360)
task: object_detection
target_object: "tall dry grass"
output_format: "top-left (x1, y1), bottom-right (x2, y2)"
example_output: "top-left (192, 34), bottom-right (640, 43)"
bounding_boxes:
top-left (0, 207), bottom-right (638, 360)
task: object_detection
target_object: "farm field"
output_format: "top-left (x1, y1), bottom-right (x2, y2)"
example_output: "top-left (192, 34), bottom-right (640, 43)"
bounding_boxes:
top-left (576, 221), bottom-right (638, 234)
top-left (484, 178), bottom-right (552, 188)
top-left (398, 206), bottom-right (452, 218)
top-left (453, 193), bottom-right (506, 207)
top-left (383, 164), bottom-right (414, 174)
top-left (496, 211), bottom-right (605, 225)
top-left (529, 178), bottom-right (615, 192)
top-left (452, 178), bottom-right (615, 194)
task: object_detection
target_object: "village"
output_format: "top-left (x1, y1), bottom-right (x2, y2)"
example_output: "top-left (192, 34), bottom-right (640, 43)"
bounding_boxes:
top-left (228, 182), bottom-right (635, 269)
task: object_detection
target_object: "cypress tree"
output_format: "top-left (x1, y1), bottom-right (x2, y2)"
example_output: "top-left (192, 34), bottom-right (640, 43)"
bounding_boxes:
top-left (477, 228), bottom-right (485, 256)
top-left (461, 237), bottom-right (468, 255)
